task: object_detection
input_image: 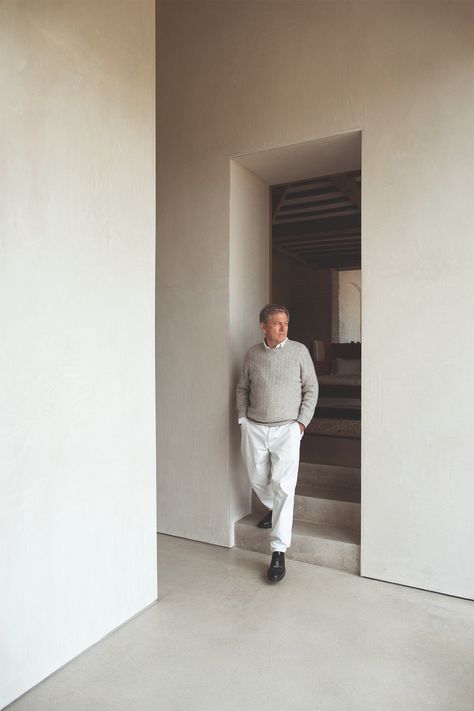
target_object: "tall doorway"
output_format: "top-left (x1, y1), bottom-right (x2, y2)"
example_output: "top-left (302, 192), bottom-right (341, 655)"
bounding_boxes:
top-left (270, 170), bottom-right (361, 470)
top-left (232, 132), bottom-right (362, 574)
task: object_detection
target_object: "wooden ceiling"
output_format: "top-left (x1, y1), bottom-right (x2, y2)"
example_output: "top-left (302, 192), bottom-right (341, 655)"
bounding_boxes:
top-left (272, 170), bottom-right (361, 269)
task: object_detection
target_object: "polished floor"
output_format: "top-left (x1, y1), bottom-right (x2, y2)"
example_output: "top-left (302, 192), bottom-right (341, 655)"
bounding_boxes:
top-left (8, 535), bottom-right (474, 711)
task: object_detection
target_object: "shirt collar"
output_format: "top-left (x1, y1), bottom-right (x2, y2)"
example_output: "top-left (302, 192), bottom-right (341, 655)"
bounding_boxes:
top-left (263, 337), bottom-right (288, 350)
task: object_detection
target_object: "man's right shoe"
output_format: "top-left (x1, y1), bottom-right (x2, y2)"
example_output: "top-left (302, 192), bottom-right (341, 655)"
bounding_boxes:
top-left (267, 552), bottom-right (286, 583)
top-left (257, 510), bottom-right (272, 529)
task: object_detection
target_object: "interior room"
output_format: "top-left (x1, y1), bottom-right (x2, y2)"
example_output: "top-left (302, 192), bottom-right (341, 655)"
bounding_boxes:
top-left (271, 170), bottom-right (362, 464)
top-left (275, 166), bottom-right (362, 558)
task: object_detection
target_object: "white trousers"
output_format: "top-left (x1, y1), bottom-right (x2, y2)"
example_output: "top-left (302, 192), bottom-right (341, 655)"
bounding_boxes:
top-left (241, 419), bottom-right (301, 552)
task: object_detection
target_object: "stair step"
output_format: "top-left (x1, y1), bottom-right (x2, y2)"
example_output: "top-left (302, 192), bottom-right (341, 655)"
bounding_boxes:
top-left (294, 486), bottom-right (360, 529)
top-left (296, 481), bottom-right (360, 502)
top-left (234, 513), bottom-right (360, 574)
top-left (253, 486), bottom-right (360, 529)
top-left (301, 435), bottom-right (360, 468)
top-left (298, 461), bottom-right (360, 490)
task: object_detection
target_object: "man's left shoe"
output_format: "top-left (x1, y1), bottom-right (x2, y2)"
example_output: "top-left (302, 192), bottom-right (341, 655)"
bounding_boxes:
top-left (267, 551), bottom-right (286, 583)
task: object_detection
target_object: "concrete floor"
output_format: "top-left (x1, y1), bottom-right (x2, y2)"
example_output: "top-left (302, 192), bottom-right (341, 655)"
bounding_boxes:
top-left (8, 535), bottom-right (474, 711)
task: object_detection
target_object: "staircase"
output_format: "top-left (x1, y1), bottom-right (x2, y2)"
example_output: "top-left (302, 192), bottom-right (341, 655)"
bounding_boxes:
top-left (234, 461), bottom-right (361, 574)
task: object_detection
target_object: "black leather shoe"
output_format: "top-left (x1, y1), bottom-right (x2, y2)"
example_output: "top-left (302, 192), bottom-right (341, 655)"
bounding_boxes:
top-left (267, 552), bottom-right (286, 583)
top-left (257, 510), bottom-right (272, 529)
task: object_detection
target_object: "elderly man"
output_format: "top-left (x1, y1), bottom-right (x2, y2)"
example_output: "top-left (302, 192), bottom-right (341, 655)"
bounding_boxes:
top-left (236, 304), bottom-right (318, 583)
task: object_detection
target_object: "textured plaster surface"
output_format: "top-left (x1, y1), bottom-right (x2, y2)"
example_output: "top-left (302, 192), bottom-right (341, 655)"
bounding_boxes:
top-left (0, 1), bottom-right (156, 706)
top-left (156, 0), bottom-right (474, 598)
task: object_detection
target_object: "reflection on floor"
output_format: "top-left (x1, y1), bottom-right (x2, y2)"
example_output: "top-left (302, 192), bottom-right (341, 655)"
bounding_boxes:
top-left (8, 535), bottom-right (474, 711)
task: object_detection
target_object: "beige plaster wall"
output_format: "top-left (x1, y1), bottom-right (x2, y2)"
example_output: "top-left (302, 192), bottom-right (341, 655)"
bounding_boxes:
top-left (156, 0), bottom-right (474, 598)
top-left (0, 1), bottom-right (156, 705)
top-left (229, 162), bottom-right (270, 540)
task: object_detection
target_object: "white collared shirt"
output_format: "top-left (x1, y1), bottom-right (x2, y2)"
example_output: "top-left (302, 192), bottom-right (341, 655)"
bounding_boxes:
top-left (263, 337), bottom-right (288, 350)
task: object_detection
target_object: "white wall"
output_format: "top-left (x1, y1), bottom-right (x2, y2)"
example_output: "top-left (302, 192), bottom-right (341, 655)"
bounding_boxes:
top-left (229, 162), bottom-right (270, 541)
top-left (156, 0), bottom-right (474, 599)
top-left (0, 1), bottom-right (156, 706)
top-left (339, 270), bottom-right (361, 343)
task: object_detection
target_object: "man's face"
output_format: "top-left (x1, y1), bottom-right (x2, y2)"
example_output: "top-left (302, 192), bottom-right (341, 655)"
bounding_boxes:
top-left (260, 311), bottom-right (289, 348)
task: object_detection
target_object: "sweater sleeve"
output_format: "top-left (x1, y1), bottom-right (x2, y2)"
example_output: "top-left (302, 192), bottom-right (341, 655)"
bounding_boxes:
top-left (297, 347), bottom-right (319, 427)
top-left (236, 353), bottom-right (250, 419)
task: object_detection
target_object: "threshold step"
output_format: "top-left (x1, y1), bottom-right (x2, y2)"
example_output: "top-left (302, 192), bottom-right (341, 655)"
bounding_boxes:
top-left (301, 438), bottom-right (360, 468)
top-left (296, 481), bottom-right (360, 503)
top-left (294, 486), bottom-right (360, 529)
top-left (234, 513), bottom-right (360, 574)
top-left (298, 462), bottom-right (360, 490)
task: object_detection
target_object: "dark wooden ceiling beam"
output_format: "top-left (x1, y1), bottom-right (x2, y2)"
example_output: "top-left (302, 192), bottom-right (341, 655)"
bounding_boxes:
top-left (277, 199), bottom-right (354, 217)
top-left (273, 215), bottom-right (360, 239)
top-left (273, 226), bottom-right (360, 243)
top-left (305, 251), bottom-right (361, 259)
top-left (286, 179), bottom-right (333, 193)
top-left (272, 183), bottom-right (291, 220)
top-left (296, 252), bottom-right (360, 261)
top-left (329, 174), bottom-right (361, 209)
top-left (278, 236), bottom-right (360, 250)
top-left (279, 233), bottom-right (360, 246)
top-left (293, 247), bottom-right (361, 259)
top-left (282, 191), bottom-right (344, 206)
top-left (271, 171), bottom-right (362, 270)
top-left (288, 240), bottom-right (361, 253)
top-left (274, 170), bottom-right (359, 189)
top-left (275, 208), bottom-right (360, 224)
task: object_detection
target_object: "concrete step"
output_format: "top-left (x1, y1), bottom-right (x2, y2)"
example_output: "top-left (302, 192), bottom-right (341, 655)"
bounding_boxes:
top-left (301, 434), bottom-right (360, 468)
top-left (298, 461), bottom-right (360, 490)
top-left (234, 513), bottom-right (360, 574)
top-left (253, 484), bottom-right (360, 530)
top-left (294, 484), bottom-right (360, 530)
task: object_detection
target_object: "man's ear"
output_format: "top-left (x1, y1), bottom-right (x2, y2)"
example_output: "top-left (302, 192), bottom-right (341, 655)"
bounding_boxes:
top-left (259, 322), bottom-right (266, 335)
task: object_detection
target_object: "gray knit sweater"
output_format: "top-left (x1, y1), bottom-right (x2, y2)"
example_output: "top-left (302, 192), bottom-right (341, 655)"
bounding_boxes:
top-left (236, 339), bottom-right (318, 428)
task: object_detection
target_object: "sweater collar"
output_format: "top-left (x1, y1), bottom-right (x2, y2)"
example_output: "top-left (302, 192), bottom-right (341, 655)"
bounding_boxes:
top-left (263, 337), bottom-right (288, 350)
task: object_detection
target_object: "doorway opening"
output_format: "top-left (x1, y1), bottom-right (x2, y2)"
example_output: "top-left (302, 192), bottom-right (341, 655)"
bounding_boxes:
top-left (232, 131), bottom-right (361, 573)
top-left (270, 169), bottom-right (361, 471)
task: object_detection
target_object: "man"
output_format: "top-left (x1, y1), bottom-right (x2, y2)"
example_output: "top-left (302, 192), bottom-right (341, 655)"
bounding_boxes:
top-left (236, 304), bottom-right (318, 583)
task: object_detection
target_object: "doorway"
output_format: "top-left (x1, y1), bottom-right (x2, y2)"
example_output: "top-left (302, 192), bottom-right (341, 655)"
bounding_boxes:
top-left (231, 131), bottom-right (362, 573)
top-left (270, 170), bottom-right (361, 470)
